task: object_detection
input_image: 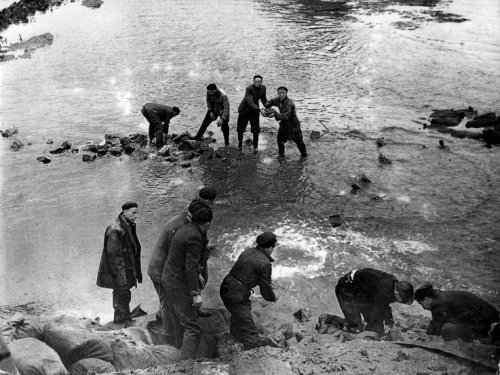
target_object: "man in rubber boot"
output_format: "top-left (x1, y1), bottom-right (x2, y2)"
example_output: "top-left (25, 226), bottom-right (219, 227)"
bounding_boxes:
top-left (335, 268), bottom-right (414, 336)
top-left (237, 75), bottom-right (268, 153)
top-left (415, 283), bottom-right (499, 342)
top-left (220, 232), bottom-right (281, 350)
top-left (264, 86), bottom-right (307, 158)
top-left (163, 208), bottom-right (214, 359)
top-left (194, 84), bottom-right (230, 147)
top-left (97, 201), bottom-right (142, 328)
top-left (141, 103), bottom-right (180, 149)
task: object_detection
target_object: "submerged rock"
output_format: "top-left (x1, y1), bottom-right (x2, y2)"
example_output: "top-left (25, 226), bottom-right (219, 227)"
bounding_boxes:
top-left (1, 128), bottom-right (18, 138)
top-left (82, 0), bottom-right (103, 8)
top-left (10, 138), bottom-right (24, 151)
top-left (310, 131), bottom-right (321, 140)
top-left (82, 154), bottom-right (96, 162)
top-left (328, 214), bottom-right (342, 228)
top-left (378, 153), bottom-right (392, 164)
top-left (36, 156), bottom-right (51, 164)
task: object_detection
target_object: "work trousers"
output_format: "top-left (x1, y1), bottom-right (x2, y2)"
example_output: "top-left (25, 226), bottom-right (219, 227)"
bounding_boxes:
top-left (165, 288), bottom-right (202, 359)
top-left (237, 112), bottom-right (260, 148)
top-left (277, 125), bottom-right (307, 157)
top-left (142, 106), bottom-right (168, 148)
top-left (335, 274), bottom-right (392, 335)
top-left (220, 277), bottom-right (262, 349)
top-left (152, 280), bottom-right (174, 336)
top-left (195, 111), bottom-right (229, 146)
top-left (112, 288), bottom-right (132, 323)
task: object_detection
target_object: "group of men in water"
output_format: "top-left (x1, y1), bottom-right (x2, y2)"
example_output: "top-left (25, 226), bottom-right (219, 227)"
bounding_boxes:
top-left (140, 75), bottom-right (308, 158)
top-left (97, 190), bottom-right (499, 359)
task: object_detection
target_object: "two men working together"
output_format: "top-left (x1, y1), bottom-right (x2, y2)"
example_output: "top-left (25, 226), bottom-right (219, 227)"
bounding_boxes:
top-left (141, 75), bottom-right (307, 158)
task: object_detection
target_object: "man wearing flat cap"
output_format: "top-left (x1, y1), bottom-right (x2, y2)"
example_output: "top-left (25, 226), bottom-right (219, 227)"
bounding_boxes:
top-left (220, 232), bottom-right (279, 349)
top-left (97, 201), bottom-right (142, 327)
top-left (193, 83), bottom-right (230, 147)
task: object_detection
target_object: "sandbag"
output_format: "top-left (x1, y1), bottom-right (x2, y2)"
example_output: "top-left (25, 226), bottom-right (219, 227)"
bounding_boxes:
top-left (98, 327), bottom-right (153, 346)
top-left (111, 338), bottom-right (180, 370)
top-left (9, 338), bottom-right (67, 375)
top-left (68, 358), bottom-right (115, 375)
top-left (43, 317), bottom-right (113, 367)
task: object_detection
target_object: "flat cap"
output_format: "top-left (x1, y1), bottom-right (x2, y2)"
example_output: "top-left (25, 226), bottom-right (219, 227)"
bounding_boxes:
top-left (199, 187), bottom-right (217, 201)
top-left (121, 201), bottom-right (138, 211)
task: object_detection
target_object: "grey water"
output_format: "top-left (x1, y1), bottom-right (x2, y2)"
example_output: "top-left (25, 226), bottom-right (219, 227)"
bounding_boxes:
top-left (0, 0), bottom-right (499, 320)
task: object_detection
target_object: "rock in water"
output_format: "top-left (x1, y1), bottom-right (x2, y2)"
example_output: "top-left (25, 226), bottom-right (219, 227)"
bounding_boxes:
top-left (378, 153), bottom-right (392, 164)
top-left (10, 138), bottom-right (23, 150)
top-left (310, 131), bottom-right (321, 140)
top-left (82, 0), bottom-right (103, 8)
top-left (36, 156), bottom-right (51, 164)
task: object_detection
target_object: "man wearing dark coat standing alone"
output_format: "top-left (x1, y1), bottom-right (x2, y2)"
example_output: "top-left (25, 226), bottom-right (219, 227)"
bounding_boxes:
top-left (335, 268), bottom-right (414, 335)
top-left (163, 207), bottom-right (214, 359)
top-left (97, 201), bottom-right (142, 327)
top-left (220, 232), bottom-right (280, 349)
top-left (237, 75), bottom-right (268, 153)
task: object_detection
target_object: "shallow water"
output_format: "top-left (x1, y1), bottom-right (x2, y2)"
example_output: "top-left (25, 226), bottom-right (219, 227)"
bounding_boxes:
top-left (0, 0), bottom-right (499, 319)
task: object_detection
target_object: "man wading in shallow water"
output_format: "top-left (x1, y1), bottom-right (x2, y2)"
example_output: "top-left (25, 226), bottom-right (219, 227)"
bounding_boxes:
top-left (194, 84), bottom-right (230, 147)
top-left (264, 86), bottom-right (307, 158)
top-left (97, 201), bottom-right (142, 328)
top-left (237, 75), bottom-right (268, 154)
top-left (141, 103), bottom-right (181, 149)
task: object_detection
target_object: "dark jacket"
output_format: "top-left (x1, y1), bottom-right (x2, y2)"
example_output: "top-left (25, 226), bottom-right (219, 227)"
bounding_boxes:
top-left (96, 213), bottom-right (142, 290)
top-left (163, 222), bottom-right (207, 296)
top-left (340, 268), bottom-right (397, 306)
top-left (147, 212), bottom-right (189, 284)
top-left (143, 103), bottom-right (177, 124)
top-left (265, 96), bottom-right (301, 131)
top-left (207, 89), bottom-right (230, 121)
top-left (238, 84), bottom-right (267, 114)
top-left (225, 247), bottom-right (277, 302)
top-left (426, 290), bottom-right (499, 335)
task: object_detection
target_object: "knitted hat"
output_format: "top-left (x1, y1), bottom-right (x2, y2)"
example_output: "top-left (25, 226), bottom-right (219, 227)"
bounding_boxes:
top-left (192, 207), bottom-right (213, 224)
top-left (188, 199), bottom-right (210, 215)
top-left (206, 83), bottom-right (217, 91)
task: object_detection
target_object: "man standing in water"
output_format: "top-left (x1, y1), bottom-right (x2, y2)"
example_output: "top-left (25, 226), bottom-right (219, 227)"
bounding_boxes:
top-left (163, 208), bottom-right (214, 359)
top-left (237, 75), bottom-right (268, 153)
top-left (220, 232), bottom-right (281, 349)
top-left (97, 201), bottom-right (142, 327)
top-left (141, 103), bottom-right (181, 149)
top-left (193, 84), bottom-right (230, 147)
top-left (335, 268), bottom-right (414, 336)
top-left (264, 86), bottom-right (307, 158)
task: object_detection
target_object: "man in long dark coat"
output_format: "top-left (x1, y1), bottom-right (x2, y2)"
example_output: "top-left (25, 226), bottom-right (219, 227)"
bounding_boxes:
top-left (97, 201), bottom-right (142, 327)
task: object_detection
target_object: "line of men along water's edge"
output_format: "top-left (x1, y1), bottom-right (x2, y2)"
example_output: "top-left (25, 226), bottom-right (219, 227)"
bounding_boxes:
top-left (96, 187), bottom-right (500, 360)
top-left (141, 75), bottom-right (307, 158)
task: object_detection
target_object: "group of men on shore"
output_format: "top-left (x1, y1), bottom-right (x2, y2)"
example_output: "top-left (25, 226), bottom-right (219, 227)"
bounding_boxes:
top-left (97, 195), bottom-right (499, 359)
top-left (140, 75), bottom-right (307, 158)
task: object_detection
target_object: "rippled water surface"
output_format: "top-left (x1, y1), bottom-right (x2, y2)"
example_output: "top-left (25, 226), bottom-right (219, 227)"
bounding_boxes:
top-left (0, 0), bottom-right (499, 317)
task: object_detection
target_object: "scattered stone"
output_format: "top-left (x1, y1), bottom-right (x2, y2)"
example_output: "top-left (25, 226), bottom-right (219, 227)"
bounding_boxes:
top-left (82, 154), bottom-right (96, 162)
top-left (244, 138), bottom-right (253, 146)
top-left (183, 151), bottom-right (198, 160)
top-left (172, 132), bottom-right (192, 144)
top-left (61, 140), bottom-right (71, 150)
top-left (376, 137), bottom-right (386, 147)
top-left (158, 145), bottom-right (170, 157)
top-left (123, 144), bottom-right (136, 154)
top-left (395, 350), bottom-right (410, 361)
top-left (10, 138), bottom-right (24, 150)
top-left (351, 183), bottom-right (362, 194)
top-left (438, 139), bottom-right (450, 150)
top-left (131, 148), bottom-right (149, 161)
top-left (180, 162), bottom-right (191, 168)
top-left (129, 133), bottom-right (148, 146)
top-left (482, 129), bottom-right (500, 145)
top-left (378, 153), bottom-right (392, 164)
top-left (166, 156), bottom-right (178, 163)
top-left (429, 107), bottom-right (476, 120)
top-left (310, 131), bottom-right (321, 140)
top-left (1, 128), bottom-right (18, 138)
top-left (82, 0), bottom-right (103, 8)
top-left (178, 140), bottom-right (199, 151)
top-left (359, 173), bottom-right (371, 183)
top-left (465, 116), bottom-right (500, 128)
top-left (328, 214), bottom-right (342, 228)
top-left (36, 156), bottom-right (51, 164)
top-left (87, 144), bottom-right (98, 153)
top-left (49, 147), bottom-right (65, 154)
top-left (96, 144), bottom-right (108, 156)
top-left (293, 308), bottom-right (312, 322)
top-left (278, 323), bottom-right (294, 340)
top-left (109, 146), bottom-right (123, 156)
top-left (214, 332), bottom-right (244, 357)
top-left (104, 134), bottom-right (121, 146)
top-left (430, 117), bottom-right (461, 127)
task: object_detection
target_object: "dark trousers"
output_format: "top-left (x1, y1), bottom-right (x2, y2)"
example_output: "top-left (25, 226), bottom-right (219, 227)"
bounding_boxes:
top-left (113, 288), bottom-right (132, 323)
top-left (237, 112), bottom-right (260, 148)
top-left (277, 125), bottom-right (307, 157)
top-left (220, 277), bottom-right (262, 349)
top-left (335, 274), bottom-right (391, 335)
top-left (152, 280), bottom-right (174, 336)
top-left (195, 111), bottom-right (229, 146)
top-left (165, 288), bottom-right (202, 359)
top-left (142, 106), bottom-right (168, 148)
